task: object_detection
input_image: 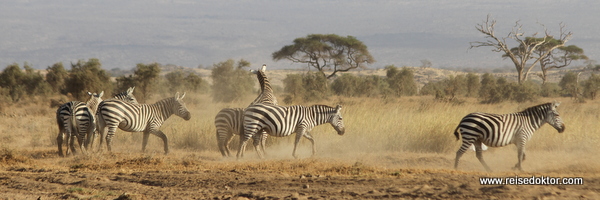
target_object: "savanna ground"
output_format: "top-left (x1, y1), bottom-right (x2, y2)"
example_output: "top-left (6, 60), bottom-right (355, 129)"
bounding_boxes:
top-left (1, 94), bottom-right (599, 199)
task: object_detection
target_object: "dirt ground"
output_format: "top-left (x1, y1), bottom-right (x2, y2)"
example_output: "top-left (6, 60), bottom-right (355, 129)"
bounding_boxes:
top-left (0, 147), bottom-right (598, 200)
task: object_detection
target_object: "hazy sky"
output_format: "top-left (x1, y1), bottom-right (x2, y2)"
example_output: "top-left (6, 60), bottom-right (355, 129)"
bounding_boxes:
top-left (1, 0), bottom-right (598, 70)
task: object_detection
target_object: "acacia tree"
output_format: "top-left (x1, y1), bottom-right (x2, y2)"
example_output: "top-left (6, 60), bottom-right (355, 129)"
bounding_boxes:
top-left (508, 37), bottom-right (588, 84)
top-left (470, 15), bottom-right (572, 84)
top-left (272, 34), bottom-right (375, 79)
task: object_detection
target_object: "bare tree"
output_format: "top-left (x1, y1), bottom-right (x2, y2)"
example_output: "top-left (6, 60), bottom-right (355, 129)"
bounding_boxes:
top-left (469, 14), bottom-right (572, 84)
top-left (537, 45), bottom-right (588, 84)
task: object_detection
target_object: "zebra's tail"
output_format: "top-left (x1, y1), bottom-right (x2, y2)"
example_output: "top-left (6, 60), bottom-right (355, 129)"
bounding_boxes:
top-left (453, 125), bottom-right (461, 141)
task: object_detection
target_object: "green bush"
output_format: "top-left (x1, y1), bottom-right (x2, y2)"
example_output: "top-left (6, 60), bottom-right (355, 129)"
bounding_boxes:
top-left (0, 63), bottom-right (51, 102)
top-left (46, 62), bottom-right (69, 94)
top-left (385, 65), bottom-right (417, 96)
top-left (283, 72), bottom-right (330, 104)
top-left (65, 58), bottom-right (113, 100)
top-left (583, 74), bottom-right (600, 100)
top-left (210, 59), bottom-right (254, 103)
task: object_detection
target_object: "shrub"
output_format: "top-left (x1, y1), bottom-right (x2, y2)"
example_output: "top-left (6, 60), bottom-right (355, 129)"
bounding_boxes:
top-left (385, 65), bottom-right (417, 96)
top-left (283, 72), bottom-right (330, 104)
top-left (65, 58), bottom-right (113, 100)
top-left (210, 59), bottom-right (254, 103)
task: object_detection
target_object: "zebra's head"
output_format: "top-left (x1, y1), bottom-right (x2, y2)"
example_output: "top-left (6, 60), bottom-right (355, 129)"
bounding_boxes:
top-left (86, 91), bottom-right (104, 106)
top-left (173, 92), bottom-right (191, 121)
top-left (114, 87), bottom-right (139, 104)
top-left (329, 105), bottom-right (345, 135)
top-left (546, 101), bottom-right (565, 133)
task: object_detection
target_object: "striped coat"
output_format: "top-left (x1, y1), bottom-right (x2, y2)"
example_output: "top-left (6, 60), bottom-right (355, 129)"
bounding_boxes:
top-left (453, 102), bottom-right (565, 171)
top-left (238, 103), bottom-right (345, 159)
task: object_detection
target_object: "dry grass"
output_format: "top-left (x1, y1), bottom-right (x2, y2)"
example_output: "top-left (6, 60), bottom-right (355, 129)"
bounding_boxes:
top-left (2, 93), bottom-right (597, 161)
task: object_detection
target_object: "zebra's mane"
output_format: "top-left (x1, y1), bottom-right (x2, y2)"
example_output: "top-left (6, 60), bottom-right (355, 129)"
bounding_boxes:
top-left (519, 102), bottom-right (553, 114)
top-left (309, 104), bottom-right (337, 113)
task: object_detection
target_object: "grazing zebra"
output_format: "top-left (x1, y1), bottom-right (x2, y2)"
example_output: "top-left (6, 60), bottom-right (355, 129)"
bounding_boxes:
top-left (96, 92), bottom-right (191, 154)
top-left (56, 91), bottom-right (103, 157)
top-left (453, 102), bottom-right (565, 172)
top-left (215, 64), bottom-right (277, 157)
top-left (56, 87), bottom-right (139, 157)
top-left (238, 103), bottom-right (345, 159)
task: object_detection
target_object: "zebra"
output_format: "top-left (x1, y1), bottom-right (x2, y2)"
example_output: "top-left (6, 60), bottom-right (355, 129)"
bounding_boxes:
top-left (87, 87), bottom-right (139, 151)
top-left (215, 64), bottom-right (277, 157)
top-left (238, 103), bottom-right (345, 159)
top-left (56, 91), bottom-right (103, 157)
top-left (56, 87), bottom-right (139, 157)
top-left (96, 92), bottom-right (191, 154)
top-left (453, 102), bottom-right (565, 172)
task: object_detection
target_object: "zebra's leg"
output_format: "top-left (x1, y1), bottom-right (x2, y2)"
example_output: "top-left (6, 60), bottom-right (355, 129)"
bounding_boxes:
top-left (292, 129), bottom-right (306, 159)
top-left (216, 129), bottom-right (233, 157)
top-left (105, 126), bottom-right (118, 152)
top-left (69, 133), bottom-right (78, 155)
top-left (97, 124), bottom-right (108, 152)
top-left (224, 133), bottom-right (235, 157)
top-left (454, 138), bottom-right (474, 170)
top-left (259, 130), bottom-right (268, 157)
top-left (513, 142), bottom-right (526, 171)
top-left (142, 131), bottom-right (151, 153)
top-left (76, 134), bottom-right (87, 155)
top-left (236, 133), bottom-right (252, 159)
top-left (148, 129), bottom-right (169, 154)
top-left (95, 114), bottom-right (107, 152)
top-left (303, 132), bottom-right (316, 156)
top-left (252, 133), bottom-right (264, 159)
top-left (474, 140), bottom-right (492, 172)
top-left (57, 131), bottom-right (65, 157)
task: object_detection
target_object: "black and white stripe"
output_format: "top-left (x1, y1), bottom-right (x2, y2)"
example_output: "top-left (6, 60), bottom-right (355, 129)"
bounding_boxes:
top-left (56, 92), bottom-right (103, 157)
top-left (97, 93), bottom-right (191, 154)
top-left (238, 103), bottom-right (345, 159)
top-left (215, 64), bottom-right (277, 157)
top-left (249, 64), bottom-right (278, 105)
top-left (56, 87), bottom-right (139, 157)
top-left (87, 87), bottom-right (139, 151)
top-left (454, 102), bottom-right (565, 171)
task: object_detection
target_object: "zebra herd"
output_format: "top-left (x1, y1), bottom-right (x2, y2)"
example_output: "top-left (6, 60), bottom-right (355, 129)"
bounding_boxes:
top-left (55, 64), bottom-right (566, 172)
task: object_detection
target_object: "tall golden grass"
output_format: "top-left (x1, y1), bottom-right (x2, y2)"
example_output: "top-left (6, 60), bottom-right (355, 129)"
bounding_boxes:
top-left (1, 93), bottom-right (597, 160)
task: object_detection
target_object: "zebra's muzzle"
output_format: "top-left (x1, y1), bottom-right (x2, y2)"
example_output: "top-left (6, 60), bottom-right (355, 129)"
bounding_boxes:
top-left (181, 112), bottom-right (191, 121)
top-left (557, 124), bottom-right (565, 133)
top-left (336, 128), bottom-right (345, 135)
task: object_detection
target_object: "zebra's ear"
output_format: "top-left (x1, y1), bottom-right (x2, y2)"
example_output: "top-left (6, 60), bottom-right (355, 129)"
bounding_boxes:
top-left (180, 92), bottom-right (186, 99)
top-left (336, 105), bottom-right (342, 111)
top-left (127, 87), bottom-right (135, 95)
top-left (98, 91), bottom-right (104, 98)
top-left (87, 92), bottom-right (93, 96)
top-left (261, 64), bottom-right (266, 72)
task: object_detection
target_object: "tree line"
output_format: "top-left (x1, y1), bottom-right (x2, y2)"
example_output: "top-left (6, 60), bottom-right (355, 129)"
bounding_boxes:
top-left (1, 59), bottom-right (599, 106)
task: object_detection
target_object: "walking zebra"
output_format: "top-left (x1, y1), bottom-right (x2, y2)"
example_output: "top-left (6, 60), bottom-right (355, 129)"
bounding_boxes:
top-left (453, 102), bottom-right (565, 171)
top-left (96, 92), bottom-right (191, 154)
top-left (56, 87), bottom-right (139, 157)
top-left (56, 91), bottom-right (103, 157)
top-left (238, 103), bottom-right (345, 159)
top-left (215, 64), bottom-right (277, 157)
